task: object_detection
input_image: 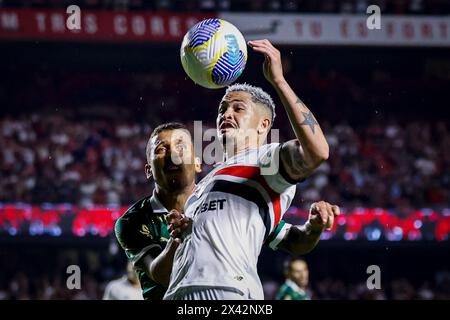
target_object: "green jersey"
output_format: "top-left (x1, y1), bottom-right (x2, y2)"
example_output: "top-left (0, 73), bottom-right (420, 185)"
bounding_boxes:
top-left (115, 192), bottom-right (170, 300)
top-left (276, 279), bottom-right (311, 300)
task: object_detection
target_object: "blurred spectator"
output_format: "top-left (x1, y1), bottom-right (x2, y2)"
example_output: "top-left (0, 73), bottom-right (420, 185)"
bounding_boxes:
top-left (102, 262), bottom-right (143, 300)
top-left (276, 258), bottom-right (312, 300)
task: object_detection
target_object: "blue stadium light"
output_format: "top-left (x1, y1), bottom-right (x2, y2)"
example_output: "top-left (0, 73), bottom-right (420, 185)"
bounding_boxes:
top-left (366, 228), bottom-right (382, 241)
top-left (414, 220), bottom-right (423, 229)
top-left (8, 227), bottom-right (17, 236)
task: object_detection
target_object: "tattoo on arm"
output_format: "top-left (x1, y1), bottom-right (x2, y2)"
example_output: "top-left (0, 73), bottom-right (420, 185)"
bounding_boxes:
top-left (295, 97), bottom-right (318, 134)
top-left (281, 141), bottom-right (310, 179)
top-left (300, 111), bottom-right (318, 134)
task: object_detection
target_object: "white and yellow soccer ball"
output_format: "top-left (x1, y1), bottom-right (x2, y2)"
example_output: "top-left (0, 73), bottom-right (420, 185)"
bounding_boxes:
top-left (180, 18), bottom-right (247, 89)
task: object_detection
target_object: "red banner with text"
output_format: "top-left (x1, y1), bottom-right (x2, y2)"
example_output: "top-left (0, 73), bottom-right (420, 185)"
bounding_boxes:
top-left (0, 9), bottom-right (214, 42)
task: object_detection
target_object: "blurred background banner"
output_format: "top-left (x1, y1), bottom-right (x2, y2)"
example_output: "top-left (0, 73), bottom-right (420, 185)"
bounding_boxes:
top-left (1, 9), bottom-right (449, 46)
top-left (223, 13), bottom-right (450, 46)
top-left (0, 9), bottom-right (211, 42)
top-left (1, 204), bottom-right (448, 241)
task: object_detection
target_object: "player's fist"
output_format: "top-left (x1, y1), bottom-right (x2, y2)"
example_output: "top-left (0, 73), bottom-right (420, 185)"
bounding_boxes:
top-left (308, 201), bottom-right (340, 232)
top-left (166, 209), bottom-right (191, 242)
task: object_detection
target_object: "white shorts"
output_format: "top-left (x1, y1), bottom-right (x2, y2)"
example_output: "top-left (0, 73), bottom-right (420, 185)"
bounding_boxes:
top-left (169, 286), bottom-right (247, 300)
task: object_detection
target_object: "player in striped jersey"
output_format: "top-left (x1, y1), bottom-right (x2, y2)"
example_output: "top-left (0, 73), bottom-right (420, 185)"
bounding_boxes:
top-left (164, 39), bottom-right (339, 300)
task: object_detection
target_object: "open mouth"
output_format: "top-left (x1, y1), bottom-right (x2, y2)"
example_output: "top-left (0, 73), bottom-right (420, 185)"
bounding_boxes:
top-left (219, 122), bottom-right (237, 131)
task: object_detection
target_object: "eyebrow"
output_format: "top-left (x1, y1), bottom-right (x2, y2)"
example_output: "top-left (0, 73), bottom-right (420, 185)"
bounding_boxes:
top-left (225, 99), bottom-right (246, 104)
top-left (154, 136), bottom-right (187, 146)
top-left (219, 99), bottom-right (247, 109)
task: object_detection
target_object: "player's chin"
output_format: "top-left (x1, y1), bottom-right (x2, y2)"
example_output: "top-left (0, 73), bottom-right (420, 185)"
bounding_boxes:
top-left (218, 129), bottom-right (237, 143)
top-left (167, 173), bottom-right (189, 189)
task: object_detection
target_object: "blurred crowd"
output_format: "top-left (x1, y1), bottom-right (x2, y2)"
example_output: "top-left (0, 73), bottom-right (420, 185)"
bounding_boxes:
top-left (1, 0), bottom-right (449, 15)
top-left (1, 241), bottom-right (448, 300)
top-left (2, 265), bottom-right (449, 300)
top-left (263, 275), bottom-right (450, 300)
top-left (1, 114), bottom-right (448, 210)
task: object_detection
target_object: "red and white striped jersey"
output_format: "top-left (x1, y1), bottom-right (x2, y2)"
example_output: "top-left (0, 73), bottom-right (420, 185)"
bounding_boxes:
top-left (164, 143), bottom-right (296, 300)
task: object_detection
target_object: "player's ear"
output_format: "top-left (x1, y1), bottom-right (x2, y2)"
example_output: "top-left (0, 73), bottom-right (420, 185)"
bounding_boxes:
top-left (258, 117), bottom-right (271, 135)
top-left (194, 156), bottom-right (202, 173)
top-left (145, 163), bottom-right (153, 180)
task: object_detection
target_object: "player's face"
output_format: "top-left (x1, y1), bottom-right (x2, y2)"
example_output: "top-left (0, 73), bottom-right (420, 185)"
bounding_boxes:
top-left (216, 91), bottom-right (262, 148)
top-left (289, 260), bottom-right (309, 289)
top-left (148, 129), bottom-right (197, 191)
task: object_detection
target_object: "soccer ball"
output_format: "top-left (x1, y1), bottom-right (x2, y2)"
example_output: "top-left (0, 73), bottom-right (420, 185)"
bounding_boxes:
top-left (180, 18), bottom-right (247, 89)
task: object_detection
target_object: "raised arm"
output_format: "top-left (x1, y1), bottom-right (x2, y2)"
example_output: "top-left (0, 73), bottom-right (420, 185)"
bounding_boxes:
top-left (248, 39), bottom-right (329, 181)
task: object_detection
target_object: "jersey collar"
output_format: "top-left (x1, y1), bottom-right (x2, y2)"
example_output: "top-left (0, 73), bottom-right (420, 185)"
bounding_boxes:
top-left (286, 278), bottom-right (306, 295)
top-left (150, 190), bottom-right (169, 214)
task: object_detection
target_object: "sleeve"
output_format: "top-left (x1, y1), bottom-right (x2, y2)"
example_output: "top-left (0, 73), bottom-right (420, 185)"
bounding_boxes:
top-left (264, 219), bottom-right (292, 251)
top-left (258, 143), bottom-right (296, 192)
top-left (114, 217), bottom-right (163, 266)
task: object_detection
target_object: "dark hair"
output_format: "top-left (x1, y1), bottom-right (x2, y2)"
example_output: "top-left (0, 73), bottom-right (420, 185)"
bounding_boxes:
top-left (146, 122), bottom-right (189, 162)
top-left (150, 122), bottom-right (188, 139)
top-left (225, 83), bottom-right (276, 124)
top-left (283, 257), bottom-right (306, 275)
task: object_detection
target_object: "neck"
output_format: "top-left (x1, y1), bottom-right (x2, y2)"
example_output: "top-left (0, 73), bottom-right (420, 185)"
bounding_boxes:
top-left (222, 139), bottom-right (261, 161)
top-left (155, 182), bottom-right (195, 212)
top-left (127, 278), bottom-right (140, 288)
top-left (223, 143), bottom-right (246, 161)
top-left (288, 279), bottom-right (307, 291)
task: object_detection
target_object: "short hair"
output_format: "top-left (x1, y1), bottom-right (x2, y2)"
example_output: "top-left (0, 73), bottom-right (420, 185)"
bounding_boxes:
top-left (225, 83), bottom-right (276, 124)
top-left (283, 257), bottom-right (306, 275)
top-left (146, 122), bottom-right (189, 162)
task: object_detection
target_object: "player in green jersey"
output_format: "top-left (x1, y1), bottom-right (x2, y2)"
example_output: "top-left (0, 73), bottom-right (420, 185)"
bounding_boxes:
top-left (276, 258), bottom-right (311, 300)
top-left (114, 122), bottom-right (200, 300)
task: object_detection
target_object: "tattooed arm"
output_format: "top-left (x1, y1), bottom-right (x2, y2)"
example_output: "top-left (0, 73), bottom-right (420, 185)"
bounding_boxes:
top-left (248, 39), bottom-right (329, 181)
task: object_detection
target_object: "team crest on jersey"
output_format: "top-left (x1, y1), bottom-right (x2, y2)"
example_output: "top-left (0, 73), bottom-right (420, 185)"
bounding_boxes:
top-left (139, 225), bottom-right (152, 238)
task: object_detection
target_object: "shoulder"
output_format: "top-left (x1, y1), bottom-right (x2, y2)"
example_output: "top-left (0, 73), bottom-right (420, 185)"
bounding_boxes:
top-left (104, 277), bottom-right (125, 295)
top-left (275, 283), bottom-right (291, 299)
top-left (106, 276), bottom-right (126, 288)
top-left (259, 143), bottom-right (281, 155)
top-left (256, 143), bottom-right (281, 168)
top-left (115, 196), bottom-right (153, 248)
top-left (116, 196), bottom-right (152, 227)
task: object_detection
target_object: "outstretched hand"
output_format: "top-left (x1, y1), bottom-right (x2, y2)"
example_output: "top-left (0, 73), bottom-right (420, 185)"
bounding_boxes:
top-left (248, 39), bottom-right (285, 86)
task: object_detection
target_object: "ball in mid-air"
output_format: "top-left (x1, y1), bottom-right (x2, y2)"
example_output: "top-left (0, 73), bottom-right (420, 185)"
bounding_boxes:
top-left (180, 18), bottom-right (247, 89)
